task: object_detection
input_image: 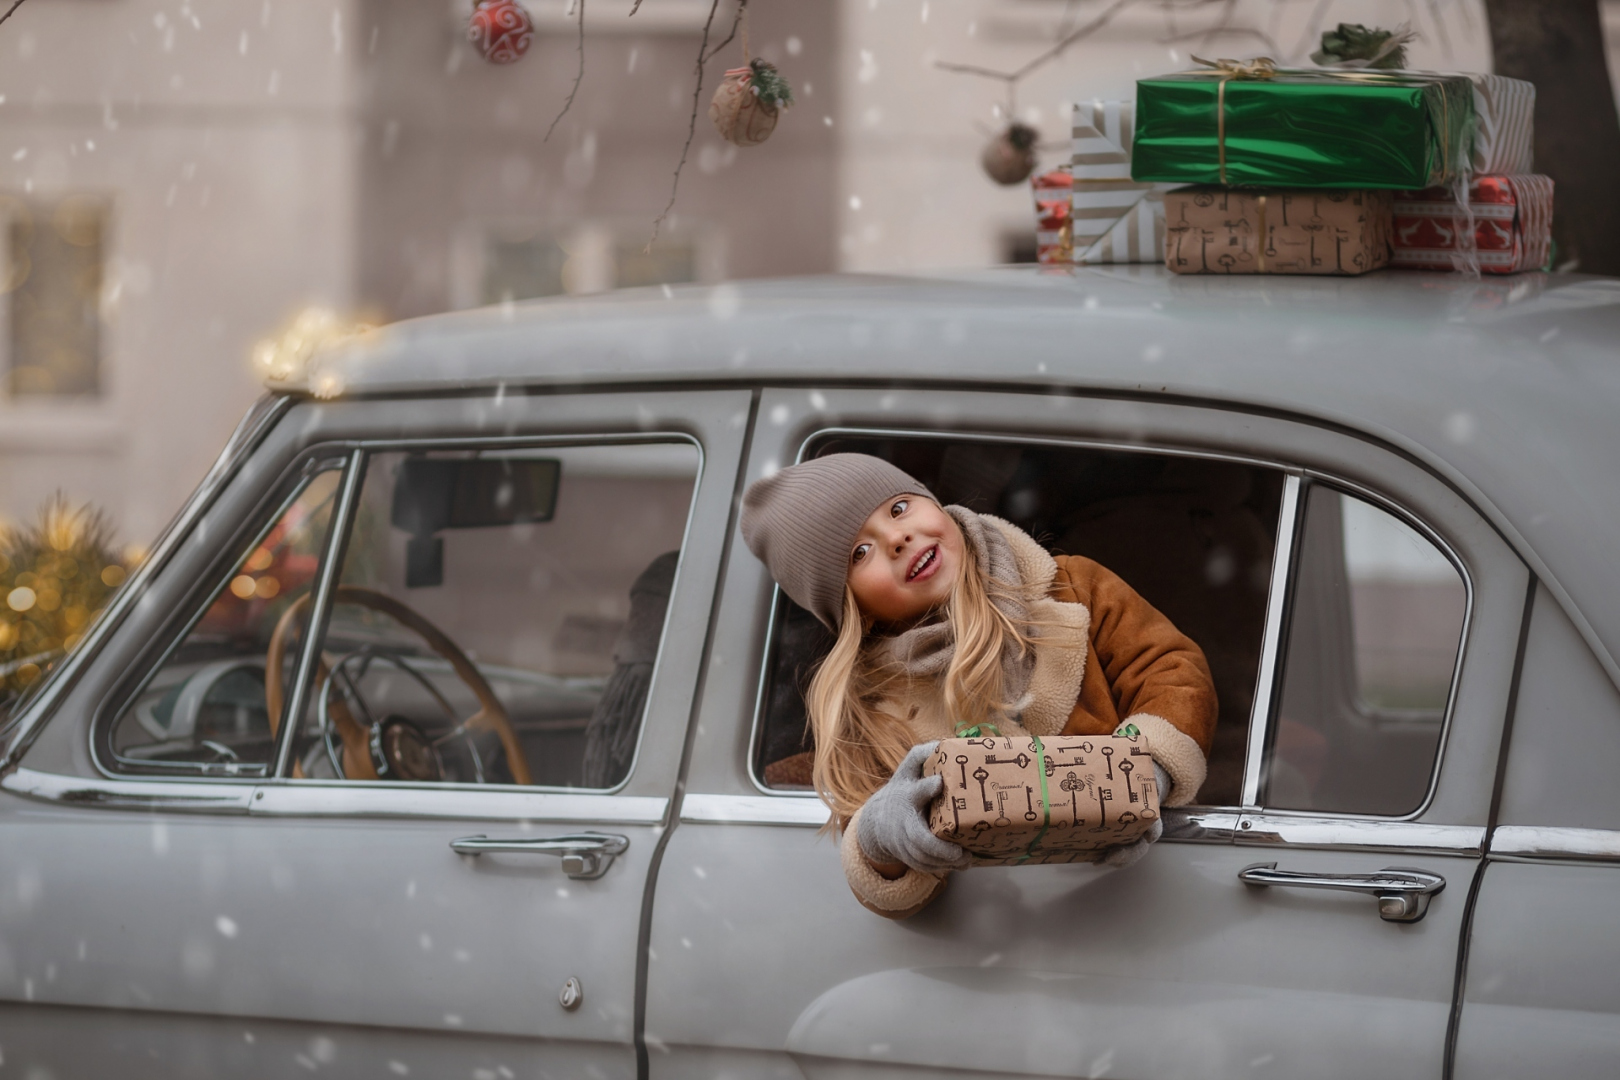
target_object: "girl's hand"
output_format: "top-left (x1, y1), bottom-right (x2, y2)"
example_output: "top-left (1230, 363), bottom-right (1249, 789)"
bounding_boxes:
top-left (1100, 763), bottom-right (1172, 868)
top-left (856, 742), bottom-right (972, 875)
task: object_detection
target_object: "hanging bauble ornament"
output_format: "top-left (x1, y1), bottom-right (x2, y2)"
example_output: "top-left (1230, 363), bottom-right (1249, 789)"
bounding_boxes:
top-left (980, 122), bottom-right (1039, 185)
top-left (710, 59), bottom-right (795, 147)
top-left (468, 0), bottom-right (534, 65)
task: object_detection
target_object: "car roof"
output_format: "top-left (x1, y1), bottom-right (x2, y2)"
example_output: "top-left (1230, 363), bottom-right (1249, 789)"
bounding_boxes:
top-left (282, 266), bottom-right (1620, 688)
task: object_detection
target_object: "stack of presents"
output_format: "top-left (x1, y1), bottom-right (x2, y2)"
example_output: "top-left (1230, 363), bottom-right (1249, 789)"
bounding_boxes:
top-left (1032, 41), bottom-right (1550, 276)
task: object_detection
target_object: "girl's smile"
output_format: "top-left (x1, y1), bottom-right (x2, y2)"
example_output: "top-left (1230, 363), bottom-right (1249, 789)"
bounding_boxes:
top-left (847, 496), bottom-right (963, 624)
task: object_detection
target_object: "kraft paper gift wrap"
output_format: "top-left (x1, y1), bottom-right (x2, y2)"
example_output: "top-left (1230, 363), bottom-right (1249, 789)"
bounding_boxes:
top-left (1392, 174), bottom-right (1553, 274)
top-left (1069, 100), bottom-right (1171, 263)
top-left (1164, 187), bottom-right (1393, 275)
top-left (1131, 65), bottom-right (1475, 190)
top-left (924, 733), bottom-right (1160, 866)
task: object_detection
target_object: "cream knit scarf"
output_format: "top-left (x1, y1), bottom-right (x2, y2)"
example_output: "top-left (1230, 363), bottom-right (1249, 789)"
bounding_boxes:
top-left (869, 506), bottom-right (1035, 716)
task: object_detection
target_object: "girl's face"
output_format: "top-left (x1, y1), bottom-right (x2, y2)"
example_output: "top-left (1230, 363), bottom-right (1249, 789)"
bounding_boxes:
top-left (847, 495), bottom-right (964, 625)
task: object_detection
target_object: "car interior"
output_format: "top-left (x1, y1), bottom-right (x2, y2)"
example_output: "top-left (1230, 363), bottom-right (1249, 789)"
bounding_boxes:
top-left (103, 441), bottom-right (698, 789)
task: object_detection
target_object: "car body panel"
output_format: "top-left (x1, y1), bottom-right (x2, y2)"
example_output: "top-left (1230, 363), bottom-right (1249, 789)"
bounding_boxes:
top-left (0, 389), bottom-right (751, 1075)
top-left (644, 385), bottom-right (1528, 1078)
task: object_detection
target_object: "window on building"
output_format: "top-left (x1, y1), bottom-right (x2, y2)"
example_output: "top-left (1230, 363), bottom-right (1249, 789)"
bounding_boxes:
top-left (8, 195), bottom-right (107, 397)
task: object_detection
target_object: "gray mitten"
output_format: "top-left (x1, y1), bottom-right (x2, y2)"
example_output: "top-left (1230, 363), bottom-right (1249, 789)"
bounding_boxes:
top-left (856, 742), bottom-right (971, 874)
top-left (1100, 764), bottom-right (1172, 869)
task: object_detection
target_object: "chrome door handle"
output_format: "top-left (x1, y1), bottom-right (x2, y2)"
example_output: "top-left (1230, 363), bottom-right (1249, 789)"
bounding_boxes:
top-left (450, 832), bottom-right (630, 880)
top-left (1238, 862), bottom-right (1445, 922)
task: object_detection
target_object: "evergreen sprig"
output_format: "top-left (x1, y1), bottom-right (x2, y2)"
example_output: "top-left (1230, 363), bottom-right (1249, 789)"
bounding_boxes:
top-left (1312, 23), bottom-right (1410, 71)
top-left (748, 59), bottom-right (794, 111)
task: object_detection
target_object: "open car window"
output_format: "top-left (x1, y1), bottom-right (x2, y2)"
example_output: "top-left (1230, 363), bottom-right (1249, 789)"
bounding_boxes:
top-left (752, 435), bottom-right (1287, 808)
top-left (282, 441), bottom-right (699, 789)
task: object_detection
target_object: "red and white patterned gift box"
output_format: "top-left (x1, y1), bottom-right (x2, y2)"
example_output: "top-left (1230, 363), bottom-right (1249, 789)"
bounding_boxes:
top-left (1030, 167), bottom-right (1074, 265)
top-left (1392, 174), bottom-right (1553, 274)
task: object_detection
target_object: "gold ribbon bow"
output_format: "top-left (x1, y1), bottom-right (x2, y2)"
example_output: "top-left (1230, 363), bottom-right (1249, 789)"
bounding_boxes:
top-left (1190, 56), bottom-right (1278, 185)
top-left (1190, 55), bottom-right (1278, 80)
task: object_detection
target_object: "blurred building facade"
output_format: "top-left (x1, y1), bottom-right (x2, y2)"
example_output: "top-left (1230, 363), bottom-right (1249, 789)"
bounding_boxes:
top-left (0, 0), bottom-right (1615, 545)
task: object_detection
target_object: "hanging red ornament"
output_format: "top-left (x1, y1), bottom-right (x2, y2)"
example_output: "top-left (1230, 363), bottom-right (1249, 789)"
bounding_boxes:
top-left (710, 59), bottom-right (794, 147)
top-left (981, 122), bottom-right (1039, 185)
top-left (468, 0), bottom-right (534, 65)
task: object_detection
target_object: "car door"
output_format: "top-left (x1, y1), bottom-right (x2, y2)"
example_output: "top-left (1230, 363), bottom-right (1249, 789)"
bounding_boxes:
top-left (644, 386), bottom-right (1527, 1080)
top-left (1452, 582), bottom-right (1620, 1079)
top-left (0, 389), bottom-right (750, 1078)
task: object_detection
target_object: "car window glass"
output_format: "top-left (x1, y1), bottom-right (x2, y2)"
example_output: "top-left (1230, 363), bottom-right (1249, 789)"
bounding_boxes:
top-left (753, 435), bottom-right (1286, 808)
top-left (286, 441), bottom-right (697, 789)
top-left (1264, 483), bottom-right (1466, 816)
top-left (104, 465), bottom-right (344, 777)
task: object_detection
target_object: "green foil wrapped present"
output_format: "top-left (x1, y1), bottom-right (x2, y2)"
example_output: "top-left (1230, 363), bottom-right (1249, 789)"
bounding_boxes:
top-left (1131, 59), bottom-right (1475, 190)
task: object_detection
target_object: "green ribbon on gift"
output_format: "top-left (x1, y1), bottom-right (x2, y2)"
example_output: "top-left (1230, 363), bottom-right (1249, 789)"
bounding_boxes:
top-left (1132, 58), bottom-right (1474, 190)
top-left (1016, 734), bottom-right (1052, 864)
top-left (954, 720), bottom-right (1003, 739)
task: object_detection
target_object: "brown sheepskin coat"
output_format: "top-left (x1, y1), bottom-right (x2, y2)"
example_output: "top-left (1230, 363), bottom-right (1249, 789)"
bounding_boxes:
top-left (841, 515), bottom-right (1217, 918)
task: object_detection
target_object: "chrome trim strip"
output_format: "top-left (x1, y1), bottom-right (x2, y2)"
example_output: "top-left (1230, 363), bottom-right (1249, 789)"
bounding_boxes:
top-left (273, 449), bottom-right (366, 777)
top-left (1, 767), bottom-right (255, 814)
top-left (1492, 825), bottom-right (1620, 861)
top-left (681, 792), bottom-right (831, 827)
top-left (0, 395), bottom-right (293, 769)
top-left (1242, 473), bottom-right (1301, 809)
top-left (251, 782), bottom-right (668, 823)
top-left (1236, 811), bottom-right (1484, 855)
top-left (1161, 807), bottom-right (1240, 843)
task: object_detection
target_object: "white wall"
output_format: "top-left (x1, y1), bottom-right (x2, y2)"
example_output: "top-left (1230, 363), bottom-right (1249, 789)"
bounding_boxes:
top-left (834, 0), bottom-right (1493, 273)
top-left (0, 0), bottom-right (361, 546)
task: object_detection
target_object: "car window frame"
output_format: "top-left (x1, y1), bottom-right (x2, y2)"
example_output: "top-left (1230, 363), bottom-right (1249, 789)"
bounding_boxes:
top-left (740, 425), bottom-right (1475, 829)
top-left (90, 447), bottom-right (353, 780)
top-left (253, 430), bottom-right (707, 797)
top-left (1256, 472), bottom-right (1475, 822)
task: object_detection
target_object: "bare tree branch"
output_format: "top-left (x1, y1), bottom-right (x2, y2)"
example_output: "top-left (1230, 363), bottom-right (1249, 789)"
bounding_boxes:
top-left (0, 0), bottom-right (28, 30)
top-left (1158, 24), bottom-right (1280, 54)
top-left (703, 0), bottom-right (746, 65)
top-left (1292, 0), bottom-right (1336, 60)
top-left (545, 0), bottom-right (587, 143)
top-left (649, 0), bottom-right (724, 249)
top-left (933, 0), bottom-right (1135, 86)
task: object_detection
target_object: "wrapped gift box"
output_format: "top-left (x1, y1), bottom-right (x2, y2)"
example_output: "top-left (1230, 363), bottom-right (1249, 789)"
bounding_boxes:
top-left (1467, 73), bottom-right (1535, 175)
top-left (1165, 187), bottom-right (1392, 275)
top-left (1030, 167), bottom-right (1074, 264)
top-left (1392, 174), bottom-right (1552, 274)
top-left (924, 733), bottom-right (1159, 866)
top-left (1070, 100), bottom-right (1171, 263)
top-left (1132, 67), bottom-right (1475, 189)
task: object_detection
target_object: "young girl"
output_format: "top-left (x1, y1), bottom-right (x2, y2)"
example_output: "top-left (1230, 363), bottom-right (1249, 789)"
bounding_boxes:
top-left (741, 453), bottom-right (1217, 918)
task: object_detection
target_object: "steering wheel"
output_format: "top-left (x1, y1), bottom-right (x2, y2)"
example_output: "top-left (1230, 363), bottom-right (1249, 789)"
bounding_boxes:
top-left (265, 586), bottom-right (533, 785)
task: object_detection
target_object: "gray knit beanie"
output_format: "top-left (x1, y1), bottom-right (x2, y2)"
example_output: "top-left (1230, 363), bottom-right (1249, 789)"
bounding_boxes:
top-left (740, 453), bottom-right (935, 630)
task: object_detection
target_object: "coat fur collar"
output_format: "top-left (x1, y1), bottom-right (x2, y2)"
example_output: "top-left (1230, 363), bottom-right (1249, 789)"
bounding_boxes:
top-left (978, 515), bottom-right (1092, 737)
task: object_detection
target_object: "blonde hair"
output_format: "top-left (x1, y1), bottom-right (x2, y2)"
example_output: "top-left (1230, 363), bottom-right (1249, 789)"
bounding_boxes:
top-left (806, 525), bottom-right (1039, 827)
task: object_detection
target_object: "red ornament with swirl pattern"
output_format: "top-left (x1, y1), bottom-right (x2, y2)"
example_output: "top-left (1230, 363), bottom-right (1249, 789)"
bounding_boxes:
top-left (468, 0), bottom-right (534, 65)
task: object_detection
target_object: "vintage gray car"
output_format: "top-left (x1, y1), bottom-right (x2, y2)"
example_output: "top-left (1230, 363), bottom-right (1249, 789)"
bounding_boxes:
top-left (2, 266), bottom-right (1618, 1079)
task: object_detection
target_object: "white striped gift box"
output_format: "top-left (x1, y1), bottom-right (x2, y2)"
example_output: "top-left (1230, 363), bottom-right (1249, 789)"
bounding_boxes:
top-left (1070, 100), bottom-right (1175, 264)
top-left (1467, 73), bottom-right (1535, 175)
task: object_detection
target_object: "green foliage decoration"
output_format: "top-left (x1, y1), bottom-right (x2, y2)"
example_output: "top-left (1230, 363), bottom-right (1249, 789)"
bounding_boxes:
top-left (1312, 23), bottom-right (1412, 71)
top-left (748, 58), bottom-right (794, 111)
top-left (0, 496), bottom-right (130, 701)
